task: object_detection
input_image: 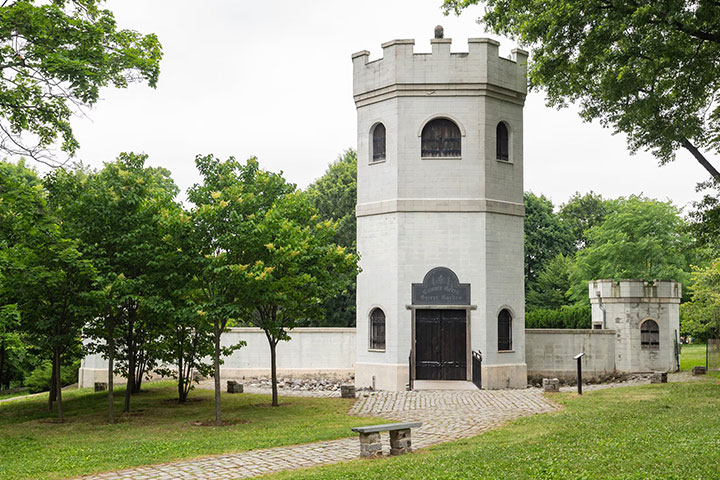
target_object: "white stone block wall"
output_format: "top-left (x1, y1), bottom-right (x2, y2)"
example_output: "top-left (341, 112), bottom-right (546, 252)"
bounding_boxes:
top-left (525, 329), bottom-right (616, 382)
top-left (78, 327), bottom-right (356, 388)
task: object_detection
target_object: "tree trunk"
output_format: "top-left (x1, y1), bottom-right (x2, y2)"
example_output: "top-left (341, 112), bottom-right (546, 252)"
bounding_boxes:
top-left (107, 324), bottom-right (115, 425)
top-left (124, 307), bottom-right (136, 413)
top-left (269, 336), bottom-right (279, 407)
top-left (133, 350), bottom-right (146, 394)
top-left (54, 347), bottom-right (63, 423)
top-left (48, 360), bottom-right (57, 411)
top-left (682, 138), bottom-right (720, 182)
top-left (177, 347), bottom-right (185, 403)
top-left (213, 318), bottom-right (222, 426)
top-left (0, 339), bottom-right (5, 391)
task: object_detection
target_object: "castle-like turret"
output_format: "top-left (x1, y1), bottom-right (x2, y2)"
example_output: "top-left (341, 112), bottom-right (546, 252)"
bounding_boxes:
top-left (353, 29), bottom-right (529, 391)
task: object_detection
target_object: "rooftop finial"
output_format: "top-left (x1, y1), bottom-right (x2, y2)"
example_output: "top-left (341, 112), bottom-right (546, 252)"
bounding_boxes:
top-left (434, 25), bottom-right (444, 39)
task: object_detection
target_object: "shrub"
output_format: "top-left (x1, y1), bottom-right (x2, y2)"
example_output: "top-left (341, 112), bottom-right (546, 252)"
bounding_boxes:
top-left (24, 360), bottom-right (79, 393)
top-left (526, 304), bottom-right (592, 329)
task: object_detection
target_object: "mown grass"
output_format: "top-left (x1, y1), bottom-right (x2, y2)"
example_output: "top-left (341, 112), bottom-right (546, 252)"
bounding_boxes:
top-left (269, 380), bottom-right (720, 480)
top-left (679, 343), bottom-right (707, 372)
top-left (0, 382), bottom-right (384, 480)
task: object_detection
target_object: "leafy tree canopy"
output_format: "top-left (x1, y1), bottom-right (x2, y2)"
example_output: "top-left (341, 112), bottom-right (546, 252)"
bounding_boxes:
top-left (524, 192), bottom-right (573, 291)
top-left (306, 148), bottom-right (357, 250)
top-left (443, 0), bottom-right (720, 181)
top-left (0, 0), bottom-right (162, 166)
top-left (688, 179), bottom-right (720, 257)
top-left (573, 196), bottom-right (693, 288)
top-left (680, 259), bottom-right (720, 341)
top-left (305, 148), bottom-right (357, 327)
top-left (559, 191), bottom-right (609, 250)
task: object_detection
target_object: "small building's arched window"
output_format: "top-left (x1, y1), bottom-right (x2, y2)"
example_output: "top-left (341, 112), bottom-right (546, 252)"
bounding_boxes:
top-left (421, 118), bottom-right (461, 157)
top-left (641, 319), bottom-right (660, 349)
top-left (372, 123), bottom-right (386, 162)
top-left (369, 308), bottom-right (386, 350)
top-left (498, 309), bottom-right (512, 351)
top-left (496, 122), bottom-right (509, 161)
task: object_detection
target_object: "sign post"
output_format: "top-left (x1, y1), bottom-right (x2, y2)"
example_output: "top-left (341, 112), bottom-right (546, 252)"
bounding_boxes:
top-left (573, 352), bottom-right (585, 395)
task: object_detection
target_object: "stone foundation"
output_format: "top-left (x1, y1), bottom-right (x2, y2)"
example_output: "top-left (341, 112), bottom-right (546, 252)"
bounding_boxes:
top-left (481, 363), bottom-right (527, 389)
top-left (389, 429), bottom-right (412, 455)
top-left (359, 432), bottom-right (382, 458)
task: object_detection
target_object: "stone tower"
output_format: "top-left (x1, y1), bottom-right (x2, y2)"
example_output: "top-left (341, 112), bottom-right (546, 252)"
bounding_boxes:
top-left (590, 279), bottom-right (681, 372)
top-left (352, 29), bottom-right (529, 391)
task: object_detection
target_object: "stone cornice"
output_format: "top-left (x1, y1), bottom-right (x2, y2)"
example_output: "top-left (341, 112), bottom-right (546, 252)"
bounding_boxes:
top-left (353, 83), bottom-right (527, 108)
top-left (356, 198), bottom-right (525, 218)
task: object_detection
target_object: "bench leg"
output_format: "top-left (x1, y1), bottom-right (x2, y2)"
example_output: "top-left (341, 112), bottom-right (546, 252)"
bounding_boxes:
top-left (390, 428), bottom-right (412, 455)
top-left (359, 432), bottom-right (383, 458)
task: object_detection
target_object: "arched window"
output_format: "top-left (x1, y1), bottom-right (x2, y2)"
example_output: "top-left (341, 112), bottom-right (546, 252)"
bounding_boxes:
top-left (496, 122), bottom-right (509, 161)
top-left (421, 118), bottom-right (461, 157)
top-left (641, 319), bottom-right (659, 349)
top-left (369, 308), bottom-right (386, 350)
top-left (372, 123), bottom-right (386, 162)
top-left (498, 309), bottom-right (512, 351)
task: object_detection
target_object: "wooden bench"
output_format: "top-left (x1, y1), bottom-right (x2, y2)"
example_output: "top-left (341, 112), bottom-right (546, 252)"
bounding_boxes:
top-left (351, 422), bottom-right (422, 458)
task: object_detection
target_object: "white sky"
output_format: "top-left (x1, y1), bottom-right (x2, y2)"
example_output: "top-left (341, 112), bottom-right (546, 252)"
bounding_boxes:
top-left (61, 0), bottom-right (719, 210)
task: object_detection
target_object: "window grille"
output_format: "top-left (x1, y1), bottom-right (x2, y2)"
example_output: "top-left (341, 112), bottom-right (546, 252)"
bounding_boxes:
top-left (496, 122), bottom-right (509, 160)
top-left (372, 123), bottom-right (386, 161)
top-left (498, 309), bottom-right (512, 351)
top-left (641, 319), bottom-right (660, 349)
top-left (370, 308), bottom-right (386, 350)
top-left (421, 118), bottom-right (461, 157)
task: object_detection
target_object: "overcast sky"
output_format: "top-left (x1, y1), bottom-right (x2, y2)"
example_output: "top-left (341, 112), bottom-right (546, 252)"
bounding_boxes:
top-left (59, 0), bottom-right (719, 210)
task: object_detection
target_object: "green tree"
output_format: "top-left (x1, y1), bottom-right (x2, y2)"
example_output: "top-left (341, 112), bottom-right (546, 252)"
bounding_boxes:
top-left (559, 191), bottom-right (609, 250)
top-left (306, 149), bottom-right (358, 327)
top-left (1, 160), bottom-right (95, 422)
top-left (47, 153), bottom-right (180, 421)
top-left (524, 192), bottom-right (574, 292)
top-left (0, 1), bottom-right (162, 166)
top-left (680, 260), bottom-right (720, 341)
top-left (151, 205), bottom-right (215, 403)
top-left (688, 179), bottom-right (720, 257)
top-left (526, 253), bottom-right (574, 310)
top-left (187, 155), bottom-right (287, 425)
top-left (443, 0), bottom-right (720, 182)
top-left (572, 196), bottom-right (692, 297)
top-left (244, 190), bottom-right (359, 407)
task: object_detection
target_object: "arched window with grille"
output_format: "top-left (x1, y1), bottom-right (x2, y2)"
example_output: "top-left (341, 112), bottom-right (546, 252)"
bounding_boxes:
top-left (372, 123), bottom-right (386, 162)
top-left (369, 308), bottom-right (386, 350)
top-left (498, 309), bottom-right (512, 351)
top-left (641, 319), bottom-right (660, 349)
top-left (421, 118), bottom-right (461, 157)
top-left (496, 122), bottom-right (509, 161)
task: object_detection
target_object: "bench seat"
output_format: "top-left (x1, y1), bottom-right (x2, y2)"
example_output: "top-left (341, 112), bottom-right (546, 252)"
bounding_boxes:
top-left (351, 421), bottom-right (422, 457)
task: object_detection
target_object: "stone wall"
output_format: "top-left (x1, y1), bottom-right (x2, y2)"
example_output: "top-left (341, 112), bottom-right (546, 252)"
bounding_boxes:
top-left (525, 329), bottom-right (617, 382)
top-left (78, 327), bottom-right (356, 388)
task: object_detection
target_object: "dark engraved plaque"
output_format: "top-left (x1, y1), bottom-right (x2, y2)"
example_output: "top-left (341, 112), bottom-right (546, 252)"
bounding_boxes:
top-left (412, 267), bottom-right (470, 305)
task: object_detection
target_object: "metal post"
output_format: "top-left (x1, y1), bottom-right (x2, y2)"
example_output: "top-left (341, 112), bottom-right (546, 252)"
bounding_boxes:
top-left (574, 352), bottom-right (585, 395)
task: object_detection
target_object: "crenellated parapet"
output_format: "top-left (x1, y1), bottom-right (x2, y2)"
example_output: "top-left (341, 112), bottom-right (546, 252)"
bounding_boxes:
top-left (589, 279), bottom-right (682, 303)
top-left (352, 37), bottom-right (528, 106)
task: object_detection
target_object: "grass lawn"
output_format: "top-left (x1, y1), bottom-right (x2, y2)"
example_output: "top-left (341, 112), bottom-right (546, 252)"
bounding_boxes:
top-left (0, 382), bottom-right (384, 480)
top-left (269, 380), bottom-right (720, 480)
top-left (679, 343), bottom-right (707, 372)
top-left (0, 390), bottom-right (30, 400)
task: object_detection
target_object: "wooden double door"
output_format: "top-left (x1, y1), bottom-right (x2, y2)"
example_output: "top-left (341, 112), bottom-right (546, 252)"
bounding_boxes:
top-left (415, 309), bottom-right (467, 380)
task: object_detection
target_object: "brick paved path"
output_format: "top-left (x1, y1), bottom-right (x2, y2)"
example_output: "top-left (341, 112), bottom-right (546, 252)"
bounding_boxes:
top-left (75, 389), bottom-right (559, 480)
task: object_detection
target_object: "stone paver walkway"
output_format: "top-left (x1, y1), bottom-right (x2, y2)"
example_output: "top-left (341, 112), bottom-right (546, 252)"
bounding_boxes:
top-left (74, 388), bottom-right (559, 480)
